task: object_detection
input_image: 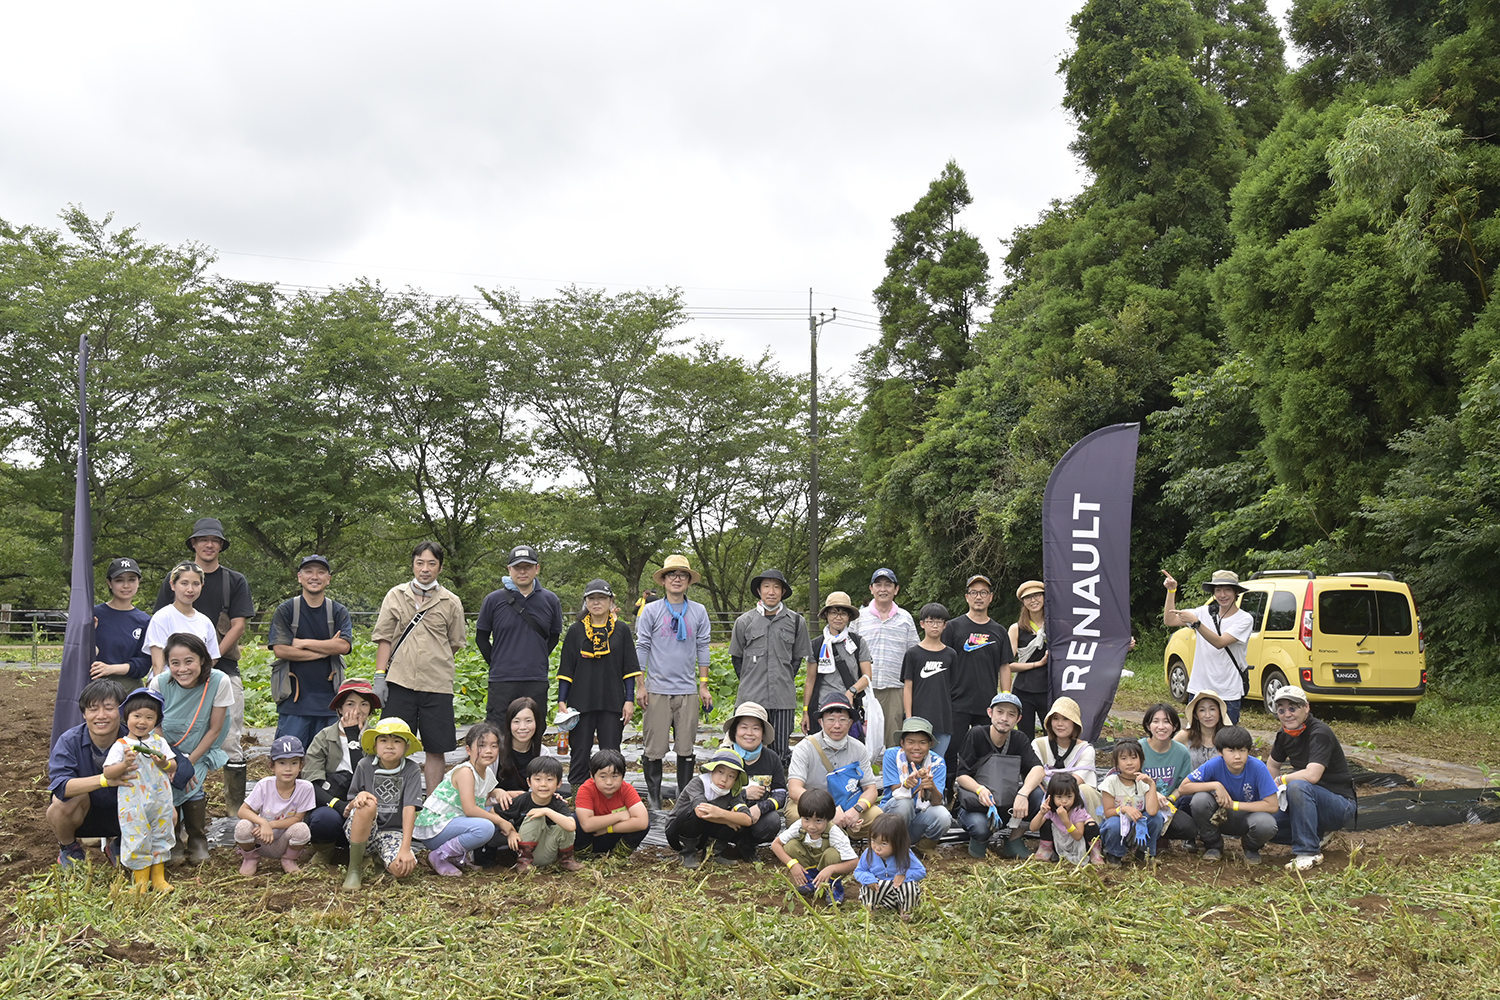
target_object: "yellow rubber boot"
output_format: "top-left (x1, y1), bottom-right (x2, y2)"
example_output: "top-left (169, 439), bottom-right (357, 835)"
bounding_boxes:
top-left (150, 862), bottom-right (174, 894)
top-left (132, 867), bottom-right (151, 894)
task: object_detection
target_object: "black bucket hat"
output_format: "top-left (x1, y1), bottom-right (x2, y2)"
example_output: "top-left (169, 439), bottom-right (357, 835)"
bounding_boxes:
top-left (750, 568), bottom-right (792, 600)
top-left (185, 517), bottom-right (230, 552)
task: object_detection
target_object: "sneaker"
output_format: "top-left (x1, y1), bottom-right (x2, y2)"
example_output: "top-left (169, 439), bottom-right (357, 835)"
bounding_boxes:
top-left (102, 838), bottom-right (120, 866)
top-left (1202, 846), bottom-right (1223, 862)
top-left (1242, 848), bottom-right (1262, 865)
top-left (1104, 854), bottom-right (1123, 866)
top-left (1319, 830), bottom-right (1336, 849)
top-left (57, 842), bottom-right (87, 868)
top-left (1286, 853), bottom-right (1323, 871)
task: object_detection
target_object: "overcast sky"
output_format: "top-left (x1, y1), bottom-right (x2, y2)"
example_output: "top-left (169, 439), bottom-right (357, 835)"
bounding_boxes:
top-left (2, 2), bottom-right (1294, 382)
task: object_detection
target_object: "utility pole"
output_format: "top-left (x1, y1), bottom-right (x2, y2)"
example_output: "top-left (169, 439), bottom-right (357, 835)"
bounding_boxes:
top-left (808, 289), bottom-right (836, 618)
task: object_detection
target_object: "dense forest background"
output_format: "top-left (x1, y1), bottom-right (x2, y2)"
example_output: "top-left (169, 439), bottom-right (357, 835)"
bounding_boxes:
top-left (3, 0), bottom-right (1497, 685)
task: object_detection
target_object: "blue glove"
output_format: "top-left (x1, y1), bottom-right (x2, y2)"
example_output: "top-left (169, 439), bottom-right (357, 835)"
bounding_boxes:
top-left (987, 805), bottom-right (1002, 831)
top-left (1135, 820), bottom-right (1149, 846)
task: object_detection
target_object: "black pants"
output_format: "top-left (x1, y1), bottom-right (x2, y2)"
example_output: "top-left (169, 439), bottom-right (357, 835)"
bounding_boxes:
top-left (307, 806), bottom-right (348, 846)
top-left (568, 710), bottom-right (625, 789)
top-left (1013, 689), bottom-right (1050, 740)
top-left (574, 826), bottom-right (649, 856)
top-left (946, 713), bottom-right (990, 796)
top-left (487, 680), bottom-right (549, 726)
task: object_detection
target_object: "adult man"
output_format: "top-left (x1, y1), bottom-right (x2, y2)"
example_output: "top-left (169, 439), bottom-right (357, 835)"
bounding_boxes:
top-left (475, 544), bottom-right (563, 723)
top-left (855, 567), bottom-right (918, 749)
top-left (729, 568), bottom-right (809, 766)
top-left (954, 692), bottom-right (1046, 859)
top-left (1267, 685), bottom-right (1357, 871)
top-left (635, 554), bottom-right (712, 809)
top-left (940, 574), bottom-right (1014, 794)
top-left (786, 694), bottom-right (883, 838)
top-left (46, 678), bottom-right (132, 866)
top-left (371, 540), bottom-right (468, 794)
top-left (1162, 569), bottom-right (1254, 723)
top-left (90, 558), bottom-right (152, 682)
top-left (154, 517), bottom-right (254, 809)
top-left (267, 555), bottom-right (354, 746)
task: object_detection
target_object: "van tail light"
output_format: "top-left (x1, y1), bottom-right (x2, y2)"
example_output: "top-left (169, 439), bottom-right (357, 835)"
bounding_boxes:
top-left (1300, 581), bottom-right (1314, 650)
top-left (1421, 670), bottom-right (1428, 685)
top-left (1301, 669), bottom-right (1312, 683)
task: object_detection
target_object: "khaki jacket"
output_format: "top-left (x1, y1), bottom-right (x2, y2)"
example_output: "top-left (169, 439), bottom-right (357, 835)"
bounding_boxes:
top-left (371, 583), bottom-right (467, 694)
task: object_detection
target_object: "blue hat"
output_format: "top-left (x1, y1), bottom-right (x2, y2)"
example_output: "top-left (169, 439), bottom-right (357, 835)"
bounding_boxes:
top-left (870, 567), bottom-right (899, 585)
top-left (270, 735), bottom-right (306, 760)
top-left (989, 692), bottom-right (1023, 712)
top-left (121, 688), bottom-right (165, 717)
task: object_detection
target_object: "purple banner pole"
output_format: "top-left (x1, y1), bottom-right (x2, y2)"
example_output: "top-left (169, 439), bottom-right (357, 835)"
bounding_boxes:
top-left (1043, 423), bottom-right (1140, 743)
top-left (50, 334), bottom-right (95, 750)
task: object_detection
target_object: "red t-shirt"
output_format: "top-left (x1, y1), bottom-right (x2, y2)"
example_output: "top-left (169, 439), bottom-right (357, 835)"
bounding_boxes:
top-left (574, 777), bottom-right (642, 816)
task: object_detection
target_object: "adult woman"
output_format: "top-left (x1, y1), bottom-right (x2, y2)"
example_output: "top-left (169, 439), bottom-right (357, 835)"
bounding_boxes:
top-left (1005, 580), bottom-right (1050, 739)
top-left (494, 696), bottom-right (543, 809)
top-left (803, 592), bottom-right (871, 735)
top-left (720, 702), bottom-right (788, 859)
top-left (149, 632), bottom-right (230, 864)
top-left (556, 580), bottom-right (640, 790)
top-left (1175, 690), bottom-right (1230, 770)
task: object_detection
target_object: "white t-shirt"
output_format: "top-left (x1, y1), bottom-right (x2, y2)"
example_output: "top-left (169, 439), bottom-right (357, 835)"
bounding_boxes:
top-left (1185, 602), bottom-right (1252, 700)
top-left (777, 818), bottom-right (856, 861)
top-left (143, 605), bottom-right (222, 660)
top-left (149, 670), bottom-right (235, 709)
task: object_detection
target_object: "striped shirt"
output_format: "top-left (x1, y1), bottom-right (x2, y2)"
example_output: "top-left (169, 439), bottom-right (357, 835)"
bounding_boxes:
top-left (855, 602), bottom-right (918, 690)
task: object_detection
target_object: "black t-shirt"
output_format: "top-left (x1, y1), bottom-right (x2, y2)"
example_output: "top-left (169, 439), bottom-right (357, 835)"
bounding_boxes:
top-left (499, 790), bottom-right (574, 827)
top-left (1271, 717), bottom-right (1356, 801)
top-left (941, 616), bottom-right (1014, 715)
top-left (1010, 625), bottom-right (1050, 695)
top-left (498, 744), bottom-right (541, 791)
top-left (738, 746), bottom-right (789, 819)
top-left (557, 620), bottom-right (640, 713)
top-left (956, 725), bottom-right (1043, 779)
top-left (900, 643), bottom-right (955, 736)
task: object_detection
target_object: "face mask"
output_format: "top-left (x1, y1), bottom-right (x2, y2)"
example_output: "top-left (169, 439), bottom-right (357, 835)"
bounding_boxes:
top-left (412, 578), bottom-right (439, 592)
top-left (732, 742), bottom-right (762, 764)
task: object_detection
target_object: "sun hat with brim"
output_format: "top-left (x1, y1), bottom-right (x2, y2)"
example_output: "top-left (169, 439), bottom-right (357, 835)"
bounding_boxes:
top-left (723, 701), bottom-right (775, 746)
top-left (818, 591), bottom-right (858, 619)
top-left (898, 716), bottom-right (934, 739)
top-left (751, 568), bottom-right (792, 599)
top-left (360, 716), bottom-right (422, 756)
top-left (553, 706), bottom-right (581, 732)
top-left (1201, 569), bottom-right (1249, 594)
top-left (1016, 580), bottom-right (1045, 600)
top-left (1042, 696), bottom-right (1083, 732)
top-left (185, 517), bottom-right (230, 551)
top-left (652, 554), bottom-right (702, 586)
top-left (700, 750), bottom-right (750, 796)
top-left (330, 678), bottom-right (382, 713)
top-left (1186, 690), bottom-right (1231, 725)
top-left (1272, 685), bottom-right (1310, 706)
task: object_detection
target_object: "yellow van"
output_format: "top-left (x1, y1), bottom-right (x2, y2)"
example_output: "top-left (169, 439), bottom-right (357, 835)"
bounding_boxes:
top-left (1163, 571), bottom-right (1426, 717)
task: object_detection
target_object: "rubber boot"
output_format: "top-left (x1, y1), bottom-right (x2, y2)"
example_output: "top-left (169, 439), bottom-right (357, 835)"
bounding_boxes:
top-left (710, 841), bottom-right (738, 867)
top-left (150, 862), bottom-right (174, 893)
top-left (515, 842), bottom-right (538, 874)
top-left (643, 758), bottom-right (663, 811)
top-left (426, 839), bottom-right (467, 877)
top-left (132, 867), bottom-right (151, 894)
top-left (342, 842), bottom-right (366, 891)
top-left (1032, 838), bottom-right (1055, 863)
top-left (677, 836), bottom-right (701, 869)
top-left (1089, 839), bottom-right (1104, 867)
top-left (307, 844), bottom-right (336, 867)
top-left (170, 810), bottom-right (187, 866)
top-left (223, 763), bottom-right (248, 813)
top-left (236, 845), bottom-right (260, 876)
top-left (280, 846), bottom-right (304, 873)
top-left (675, 756), bottom-right (696, 804)
top-left (557, 846), bottom-right (583, 872)
top-left (183, 799), bottom-right (211, 865)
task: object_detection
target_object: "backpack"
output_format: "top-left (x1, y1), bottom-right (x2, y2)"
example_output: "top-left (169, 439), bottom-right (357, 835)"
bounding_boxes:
top-left (270, 599), bottom-right (345, 704)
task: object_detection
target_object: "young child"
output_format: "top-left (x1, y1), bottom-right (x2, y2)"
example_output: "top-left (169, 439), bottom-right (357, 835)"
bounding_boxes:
top-left (1176, 725), bottom-right (1280, 863)
top-left (342, 717), bottom-right (425, 890)
top-left (235, 735), bottom-right (314, 875)
top-left (879, 717), bottom-right (952, 848)
top-left (573, 749), bottom-right (650, 858)
top-left (901, 604), bottom-right (955, 760)
top-left (143, 563), bottom-right (222, 675)
top-left (1175, 690), bottom-right (1229, 770)
top-left (104, 688), bottom-right (177, 892)
top-left (770, 787), bottom-right (857, 902)
top-left (498, 756), bottom-right (580, 873)
top-left (413, 722), bottom-right (514, 875)
top-left (1100, 739), bottom-right (1162, 864)
top-left (854, 812), bottom-right (926, 920)
top-left (666, 750), bottom-right (753, 868)
top-left (1028, 772), bottom-right (1101, 866)
top-left (149, 631), bottom-right (231, 864)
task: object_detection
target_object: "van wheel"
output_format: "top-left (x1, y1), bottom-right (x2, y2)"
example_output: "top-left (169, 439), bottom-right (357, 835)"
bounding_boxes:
top-left (1260, 669), bottom-right (1289, 714)
top-left (1167, 658), bottom-right (1189, 703)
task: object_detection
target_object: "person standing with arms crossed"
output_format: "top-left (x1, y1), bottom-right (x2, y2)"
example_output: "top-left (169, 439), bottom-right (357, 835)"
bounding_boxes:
top-left (371, 541), bottom-right (468, 795)
top-left (153, 517), bottom-right (254, 810)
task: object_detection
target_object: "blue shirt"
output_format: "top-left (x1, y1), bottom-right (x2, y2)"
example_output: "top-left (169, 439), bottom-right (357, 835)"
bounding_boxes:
top-left (854, 847), bottom-right (927, 884)
top-left (48, 721), bottom-right (127, 803)
top-left (476, 585), bottom-right (563, 683)
top-left (879, 747), bottom-right (947, 809)
top-left (93, 602), bottom-right (152, 679)
top-left (1185, 755), bottom-right (1280, 804)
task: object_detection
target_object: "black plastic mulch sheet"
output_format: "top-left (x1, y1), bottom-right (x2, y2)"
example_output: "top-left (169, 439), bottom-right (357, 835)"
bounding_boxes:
top-left (1352, 788), bottom-right (1500, 830)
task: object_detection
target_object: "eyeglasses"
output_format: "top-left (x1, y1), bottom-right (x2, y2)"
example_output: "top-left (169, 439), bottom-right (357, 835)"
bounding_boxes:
top-left (664, 572), bottom-right (691, 580)
top-left (1023, 594), bottom-right (1044, 601)
top-left (966, 589), bottom-right (991, 597)
top-left (1274, 704), bottom-right (1303, 715)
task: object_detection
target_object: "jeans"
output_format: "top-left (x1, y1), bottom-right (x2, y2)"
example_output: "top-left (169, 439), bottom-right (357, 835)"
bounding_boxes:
top-left (1273, 779), bottom-right (1355, 856)
top-left (958, 787), bottom-right (1046, 842)
top-left (1188, 792), bottom-right (1278, 849)
top-left (419, 815), bottom-right (501, 852)
top-left (931, 733), bottom-right (952, 762)
top-left (1100, 811), bottom-right (1165, 857)
top-left (885, 797), bottom-right (954, 842)
top-left (275, 713), bottom-right (337, 748)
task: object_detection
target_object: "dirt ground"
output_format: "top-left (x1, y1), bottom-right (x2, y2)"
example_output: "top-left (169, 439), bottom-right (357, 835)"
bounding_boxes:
top-left (5, 669), bottom-right (1498, 904)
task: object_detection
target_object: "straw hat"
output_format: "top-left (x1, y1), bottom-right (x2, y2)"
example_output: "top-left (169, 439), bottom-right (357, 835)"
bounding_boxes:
top-left (1042, 696), bottom-right (1083, 733)
top-left (652, 554), bottom-right (701, 586)
top-left (818, 591), bottom-right (858, 618)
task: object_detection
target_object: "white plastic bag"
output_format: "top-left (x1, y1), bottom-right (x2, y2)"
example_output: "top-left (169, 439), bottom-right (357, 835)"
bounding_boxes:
top-left (862, 689), bottom-right (886, 761)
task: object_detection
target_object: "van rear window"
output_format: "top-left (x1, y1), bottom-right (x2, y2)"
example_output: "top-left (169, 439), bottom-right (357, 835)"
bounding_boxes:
top-left (1318, 590), bottom-right (1413, 636)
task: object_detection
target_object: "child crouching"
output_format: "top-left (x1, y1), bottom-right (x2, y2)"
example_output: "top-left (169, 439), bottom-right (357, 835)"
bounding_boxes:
top-left (235, 735), bottom-right (313, 875)
top-left (854, 812), bottom-right (925, 920)
top-left (770, 787), bottom-right (857, 902)
top-left (342, 717), bottom-right (425, 890)
top-left (1029, 772), bottom-right (1101, 865)
top-left (498, 756), bottom-right (580, 872)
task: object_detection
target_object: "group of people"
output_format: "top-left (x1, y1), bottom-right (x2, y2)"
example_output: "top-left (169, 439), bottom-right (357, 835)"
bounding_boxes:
top-left (47, 523), bottom-right (1355, 912)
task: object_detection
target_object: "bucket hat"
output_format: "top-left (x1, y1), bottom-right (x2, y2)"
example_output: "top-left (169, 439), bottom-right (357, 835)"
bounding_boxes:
top-left (185, 517), bottom-right (230, 551)
top-left (723, 701), bottom-right (776, 746)
top-left (360, 716), bottom-right (423, 756)
top-left (1202, 570), bottom-right (1249, 594)
top-left (330, 678), bottom-right (382, 713)
top-left (818, 591), bottom-right (858, 619)
top-left (653, 554), bottom-right (702, 586)
top-left (700, 750), bottom-right (749, 796)
top-left (750, 568), bottom-right (792, 600)
top-left (1042, 696), bottom-right (1083, 733)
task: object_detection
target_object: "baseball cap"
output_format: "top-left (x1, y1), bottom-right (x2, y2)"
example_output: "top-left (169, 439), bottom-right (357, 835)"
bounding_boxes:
top-left (870, 567), bottom-right (899, 585)
top-left (817, 692), bottom-right (856, 716)
top-left (106, 557), bottom-right (142, 580)
top-left (298, 554), bottom-right (331, 571)
top-left (989, 692), bottom-right (1022, 711)
top-left (270, 735), bottom-right (306, 760)
top-left (583, 579), bottom-right (613, 598)
top-left (1272, 685), bottom-right (1310, 706)
top-left (966, 574), bottom-right (994, 590)
top-left (507, 545), bottom-right (540, 566)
